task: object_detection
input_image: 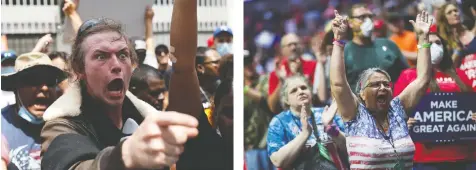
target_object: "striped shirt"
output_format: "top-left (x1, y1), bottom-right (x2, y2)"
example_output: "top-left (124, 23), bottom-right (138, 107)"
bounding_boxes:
top-left (345, 98), bottom-right (415, 170)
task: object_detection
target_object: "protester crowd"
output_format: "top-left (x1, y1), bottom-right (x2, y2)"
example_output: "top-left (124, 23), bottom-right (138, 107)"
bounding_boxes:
top-left (244, 0), bottom-right (476, 170)
top-left (1, 0), bottom-right (233, 170)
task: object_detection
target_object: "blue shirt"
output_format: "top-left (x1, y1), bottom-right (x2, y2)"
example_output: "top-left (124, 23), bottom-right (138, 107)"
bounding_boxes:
top-left (267, 107), bottom-right (345, 160)
top-left (1, 105), bottom-right (42, 169)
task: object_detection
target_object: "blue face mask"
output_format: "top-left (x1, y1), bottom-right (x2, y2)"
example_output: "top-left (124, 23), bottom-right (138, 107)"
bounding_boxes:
top-left (216, 43), bottom-right (233, 56)
top-left (1, 66), bottom-right (15, 75)
top-left (17, 94), bottom-right (44, 124)
top-left (18, 106), bottom-right (44, 124)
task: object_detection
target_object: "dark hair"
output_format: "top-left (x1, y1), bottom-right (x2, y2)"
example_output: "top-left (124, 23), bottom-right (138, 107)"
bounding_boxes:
top-left (214, 79), bottom-right (233, 112)
top-left (196, 46), bottom-right (209, 64)
top-left (348, 3), bottom-right (367, 18)
top-left (136, 49), bottom-right (147, 64)
top-left (218, 54), bottom-right (233, 82)
top-left (428, 33), bottom-right (471, 92)
top-left (462, 0), bottom-right (476, 20)
top-left (386, 13), bottom-right (403, 24)
top-left (320, 31), bottom-right (334, 54)
top-left (70, 18), bottom-right (138, 81)
top-left (155, 44), bottom-right (169, 56)
top-left (129, 64), bottom-right (164, 94)
top-left (48, 51), bottom-right (68, 62)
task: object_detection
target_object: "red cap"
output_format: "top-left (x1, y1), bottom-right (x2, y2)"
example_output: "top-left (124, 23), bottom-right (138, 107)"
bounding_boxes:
top-left (429, 24), bottom-right (437, 33)
top-left (207, 36), bottom-right (214, 48)
top-left (374, 19), bottom-right (385, 30)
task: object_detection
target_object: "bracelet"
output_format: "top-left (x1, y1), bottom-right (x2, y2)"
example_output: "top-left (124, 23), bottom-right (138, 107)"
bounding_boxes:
top-left (244, 85), bottom-right (250, 94)
top-left (325, 125), bottom-right (339, 137)
top-left (333, 39), bottom-right (347, 47)
top-left (417, 43), bottom-right (431, 49)
top-left (333, 41), bottom-right (344, 47)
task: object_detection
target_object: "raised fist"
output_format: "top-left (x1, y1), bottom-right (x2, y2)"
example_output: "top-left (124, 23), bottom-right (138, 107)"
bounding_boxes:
top-left (145, 6), bottom-right (155, 21)
top-left (332, 10), bottom-right (349, 41)
top-left (62, 0), bottom-right (77, 16)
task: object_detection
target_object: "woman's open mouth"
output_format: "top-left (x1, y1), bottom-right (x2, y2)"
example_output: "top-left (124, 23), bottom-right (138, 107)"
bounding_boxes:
top-left (107, 78), bottom-right (124, 97)
top-left (376, 94), bottom-right (387, 105)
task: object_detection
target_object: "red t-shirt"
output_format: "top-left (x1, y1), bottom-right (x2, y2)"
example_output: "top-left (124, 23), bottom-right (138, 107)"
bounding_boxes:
top-left (393, 68), bottom-right (475, 162)
top-left (459, 53), bottom-right (476, 91)
top-left (268, 58), bottom-right (317, 95)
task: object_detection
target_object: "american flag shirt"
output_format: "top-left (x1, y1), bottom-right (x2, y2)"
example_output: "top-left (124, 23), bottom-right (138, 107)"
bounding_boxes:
top-left (345, 98), bottom-right (415, 170)
top-left (2, 105), bottom-right (42, 170)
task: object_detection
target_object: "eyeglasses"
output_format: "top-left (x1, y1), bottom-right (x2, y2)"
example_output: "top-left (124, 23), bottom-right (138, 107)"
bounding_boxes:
top-left (77, 19), bottom-right (100, 37)
top-left (351, 14), bottom-right (375, 20)
top-left (364, 81), bottom-right (392, 89)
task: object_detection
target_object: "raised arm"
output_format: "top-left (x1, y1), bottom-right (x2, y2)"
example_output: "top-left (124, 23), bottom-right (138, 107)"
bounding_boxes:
top-left (329, 10), bottom-right (359, 122)
top-left (63, 0), bottom-right (82, 34)
top-left (168, 0), bottom-right (202, 118)
top-left (315, 56), bottom-right (328, 103)
top-left (31, 34), bottom-right (53, 53)
top-left (145, 6), bottom-right (154, 53)
top-left (397, 11), bottom-right (432, 115)
top-left (268, 64), bottom-right (287, 114)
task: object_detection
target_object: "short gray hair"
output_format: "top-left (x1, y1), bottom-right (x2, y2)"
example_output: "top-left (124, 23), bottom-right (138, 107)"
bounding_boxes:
top-left (355, 67), bottom-right (391, 95)
top-left (279, 75), bottom-right (310, 110)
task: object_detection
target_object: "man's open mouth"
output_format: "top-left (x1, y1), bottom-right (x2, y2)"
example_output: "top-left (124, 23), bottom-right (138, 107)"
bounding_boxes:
top-left (33, 98), bottom-right (50, 110)
top-left (107, 78), bottom-right (124, 96)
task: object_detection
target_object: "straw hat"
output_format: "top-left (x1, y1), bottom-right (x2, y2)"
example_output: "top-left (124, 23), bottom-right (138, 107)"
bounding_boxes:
top-left (1, 52), bottom-right (65, 91)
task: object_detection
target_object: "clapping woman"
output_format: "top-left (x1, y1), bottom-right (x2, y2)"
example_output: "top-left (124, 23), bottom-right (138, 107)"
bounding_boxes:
top-left (267, 75), bottom-right (347, 170)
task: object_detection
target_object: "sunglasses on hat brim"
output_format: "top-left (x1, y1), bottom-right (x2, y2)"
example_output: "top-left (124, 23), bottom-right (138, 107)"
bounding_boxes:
top-left (1, 65), bottom-right (66, 91)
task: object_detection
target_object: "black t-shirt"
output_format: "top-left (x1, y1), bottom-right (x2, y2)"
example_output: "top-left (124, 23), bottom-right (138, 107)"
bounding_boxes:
top-left (82, 93), bottom-right (144, 147)
top-left (176, 111), bottom-right (233, 170)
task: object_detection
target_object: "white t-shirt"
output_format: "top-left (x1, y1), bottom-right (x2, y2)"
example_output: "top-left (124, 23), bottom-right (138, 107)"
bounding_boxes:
top-left (0, 90), bottom-right (15, 109)
top-left (142, 50), bottom-right (172, 69)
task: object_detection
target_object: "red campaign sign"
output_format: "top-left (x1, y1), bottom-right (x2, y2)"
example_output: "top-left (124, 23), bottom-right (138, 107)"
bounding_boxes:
top-left (460, 54), bottom-right (476, 91)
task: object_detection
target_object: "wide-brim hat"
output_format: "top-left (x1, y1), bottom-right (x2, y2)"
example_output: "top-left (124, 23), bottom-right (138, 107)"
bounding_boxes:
top-left (1, 52), bottom-right (65, 91)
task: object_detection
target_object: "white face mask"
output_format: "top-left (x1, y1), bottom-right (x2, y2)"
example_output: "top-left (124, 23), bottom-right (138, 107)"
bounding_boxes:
top-left (360, 18), bottom-right (374, 37)
top-left (216, 43), bottom-right (233, 56)
top-left (430, 43), bottom-right (444, 65)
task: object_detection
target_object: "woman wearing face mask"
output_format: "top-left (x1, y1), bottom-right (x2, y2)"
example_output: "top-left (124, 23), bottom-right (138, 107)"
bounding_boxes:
top-left (437, 3), bottom-right (476, 91)
top-left (331, 10), bottom-right (433, 170)
top-left (394, 25), bottom-right (475, 170)
top-left (266, 75), bottom-right (348, 170)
